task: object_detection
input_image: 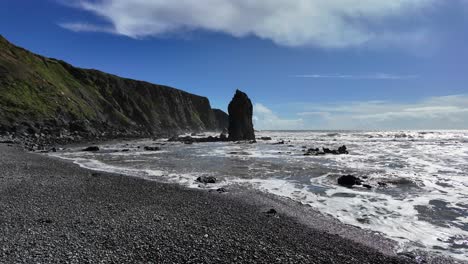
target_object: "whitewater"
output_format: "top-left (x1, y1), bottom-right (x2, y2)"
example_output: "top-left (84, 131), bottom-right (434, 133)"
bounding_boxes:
top-left (48, 130), bottom-right (468, 261)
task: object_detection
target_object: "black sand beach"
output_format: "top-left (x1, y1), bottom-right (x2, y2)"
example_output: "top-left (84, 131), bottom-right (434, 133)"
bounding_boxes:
top-left (0, 143), bottom-right (440, 263)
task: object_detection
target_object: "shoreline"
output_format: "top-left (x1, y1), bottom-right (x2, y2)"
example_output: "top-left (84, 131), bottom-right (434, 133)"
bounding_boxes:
top-left (0, 143), bottom-right (460, 263)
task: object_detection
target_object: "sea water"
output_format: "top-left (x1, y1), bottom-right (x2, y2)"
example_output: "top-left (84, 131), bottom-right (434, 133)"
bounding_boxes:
top-left (48, 130), bottom-right (468, 261)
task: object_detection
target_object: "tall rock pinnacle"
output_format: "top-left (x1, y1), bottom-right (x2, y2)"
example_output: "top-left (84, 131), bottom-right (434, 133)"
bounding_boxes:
top-left (228, 90), bottom-right (255, 141)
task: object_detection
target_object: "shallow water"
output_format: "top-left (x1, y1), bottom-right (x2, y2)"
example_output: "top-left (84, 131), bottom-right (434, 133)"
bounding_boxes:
top-left (48, 130), bottom-right (468, 261)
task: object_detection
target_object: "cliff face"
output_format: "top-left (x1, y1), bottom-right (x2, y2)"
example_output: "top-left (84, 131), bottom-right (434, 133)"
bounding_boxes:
top-left (0, 35), bottom-right (228, 140)
top-left (212, 109), bottom-right (229, 131)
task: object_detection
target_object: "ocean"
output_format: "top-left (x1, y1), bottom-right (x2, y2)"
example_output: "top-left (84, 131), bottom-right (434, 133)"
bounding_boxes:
top-left (48, 130), bottom-right (468, 261)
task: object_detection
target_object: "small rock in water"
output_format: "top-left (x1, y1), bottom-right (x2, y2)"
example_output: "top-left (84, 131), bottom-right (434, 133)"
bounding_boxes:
top-left (337, 145), bottom-right (349, 154)
top-left (337, 175), bottom-right (362, 187)
top-left (196, 176), bottom-right (217, 184)
top-left (143, 146), bottom-right (160, 151)
top-left (363, 184), bottom-right (372, 189)
top-left (83, 146), bottom-right (99, 151)
top-left (260, 137), bottom-right (272, 141)
top-left (378, 182), bottom-right (388, 187)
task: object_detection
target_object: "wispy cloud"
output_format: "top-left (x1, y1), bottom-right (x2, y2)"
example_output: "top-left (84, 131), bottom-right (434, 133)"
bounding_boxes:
top-left (255, 95), bottom-right (468, 130)
top-left (59, 0), bottom-right (438, 48)
top-left (292, 73), bottom-right (419, 80)
top-left (59, 22), bottom-right (115, 34)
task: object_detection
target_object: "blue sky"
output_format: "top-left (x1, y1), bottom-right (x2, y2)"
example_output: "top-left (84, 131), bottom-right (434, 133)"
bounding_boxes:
top-left (1, 0), bottom-right (467, 130)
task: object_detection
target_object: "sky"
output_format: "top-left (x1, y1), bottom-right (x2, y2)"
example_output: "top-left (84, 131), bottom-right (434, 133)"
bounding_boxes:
top-left (1, 0), bottom-right (467, 130)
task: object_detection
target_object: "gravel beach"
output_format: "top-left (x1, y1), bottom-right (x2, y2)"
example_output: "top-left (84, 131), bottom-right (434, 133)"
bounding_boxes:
top-left (0, 143), bottom-right (425, 263)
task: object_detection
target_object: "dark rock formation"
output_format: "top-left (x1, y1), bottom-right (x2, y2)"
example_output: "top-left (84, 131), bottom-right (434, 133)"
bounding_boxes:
top-left (0, 35), bottom-right (229, 147)
top-left (196, 176), bottom-right (217, 184)
top-left (143, 146), bottom-right (160, 151)
top-left (227, 90), bottom-right (255, 141)
top-left (212, 109), bottom-right (229, 131)
top-left (168, 135), bottom-right (228, 144)
top-left (265, 209), bottom-right (278, 216)
top-left (304, 145), bottom-right (349, 156)
top-left (378, 182), bottom-right (388, 187)
top-left (337, 175), bottom-right (362, 187)
top-left (337, 145), bottom-right (349, 154)
top-left (83, 146), bottom-right (99, 152)
top-left (216, 188), bottom-right (227, 193)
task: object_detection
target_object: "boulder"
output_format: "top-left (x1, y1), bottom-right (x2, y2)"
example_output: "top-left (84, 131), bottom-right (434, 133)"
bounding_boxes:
top-left (378, 182), bottom-right (388, 187)
top-left (144, 146), bottom-right (160, 151)
top-left (228, 90), bottom-right (255, 141)
top-left (196, 176), bottom-right (217, 184)
top-left (216, 188), bottom-right (227, 193)
top-left (337, 175), bottom-right (362, 187)
top-left (83, 146), bottom-right (99, 152)
top-left (265, 209), bottom-right (277, 216)
top-left (338, 145), bottom-right (349, 154)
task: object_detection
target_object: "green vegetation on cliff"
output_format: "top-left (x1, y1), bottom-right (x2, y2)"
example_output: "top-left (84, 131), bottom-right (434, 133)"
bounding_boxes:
top-left (0, 35), bottom-right (227, 137)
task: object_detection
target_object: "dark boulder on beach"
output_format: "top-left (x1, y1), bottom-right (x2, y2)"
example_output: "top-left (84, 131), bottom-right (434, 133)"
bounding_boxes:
top-left (228, 90), bottom-right (255, 141)
top-left (265, 209), bottom-right (278, 216)
top-left (83, 146), bottom-right (99, 151)
top-left (216, 188), bottom-right (227, 193)
top-left (337, 175), bottom-right (362, 187)
top-left (196, 176), bottom-right (217, 184)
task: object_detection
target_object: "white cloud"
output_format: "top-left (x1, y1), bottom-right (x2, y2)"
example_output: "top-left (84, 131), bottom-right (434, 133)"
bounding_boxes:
top-left (267, 94), bottom-right (468, 130)
top-left (254, 103), bottom-right (304, 130)
top-left (60, 0), bottom-right (437, 48)
top-left (293, 73), bottom-right (419, 80)
top-left (59, 22), bottom-right (116, 33)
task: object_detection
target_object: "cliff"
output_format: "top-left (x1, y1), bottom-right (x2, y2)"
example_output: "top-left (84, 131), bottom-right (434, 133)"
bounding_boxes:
top-left (0, 35), bottom-right (228, 142)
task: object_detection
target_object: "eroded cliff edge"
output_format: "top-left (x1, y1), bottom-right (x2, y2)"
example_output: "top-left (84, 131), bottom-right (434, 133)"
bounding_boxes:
top-left (0, 35), bottom-right (228, 144)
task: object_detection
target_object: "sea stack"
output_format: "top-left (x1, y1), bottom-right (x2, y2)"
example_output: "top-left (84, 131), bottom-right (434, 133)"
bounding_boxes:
top-left (228, 90), bottom-right (255, 141)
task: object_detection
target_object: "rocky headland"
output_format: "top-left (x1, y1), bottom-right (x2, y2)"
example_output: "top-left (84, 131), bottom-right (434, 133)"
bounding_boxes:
top-left (0, 35), bottom-right (228, 149)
